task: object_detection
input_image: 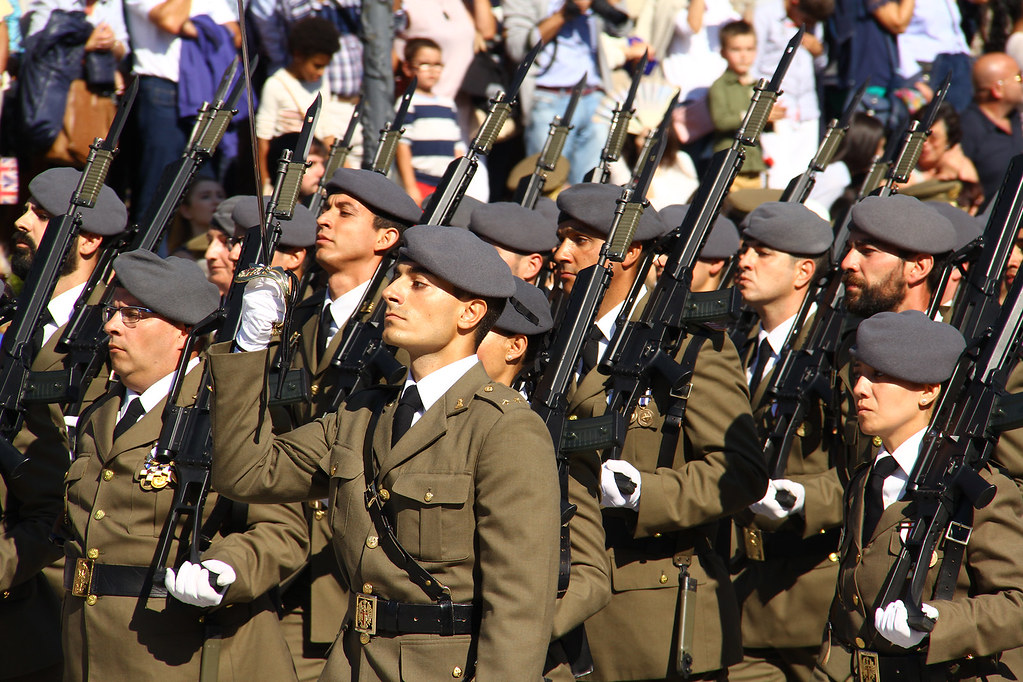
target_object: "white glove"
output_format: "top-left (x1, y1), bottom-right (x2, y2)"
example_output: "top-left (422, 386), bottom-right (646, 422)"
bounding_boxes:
top-left (235, 278), bottom-right (287, 352)
top-left (874, 600), bottom-right (938, 649)
top-left (749, 479), bottom-right (806, 519)
top-left (164, 559), bottom-right (236, 607)
top-left (600, 460), bottom-right (642, 510)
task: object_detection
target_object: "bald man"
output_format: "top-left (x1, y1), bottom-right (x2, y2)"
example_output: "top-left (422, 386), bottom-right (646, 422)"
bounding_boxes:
top-left (960, 52), bottom-right (1023, 207)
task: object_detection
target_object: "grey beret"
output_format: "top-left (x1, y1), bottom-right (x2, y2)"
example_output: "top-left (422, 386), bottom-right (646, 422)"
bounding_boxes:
top-left (853, 310), bottom-right (964, 384)
top-left (28, 167), bottom-right (127, 236)
top-left (742, 202), bottom-right (833, 255)
top-left (495, 278), bottom-right (554, 335)
top-left (850, 195), bottom-right (957, 254)
top-left (398, 225), bottom-right (515, 298)
top-left (556, 183), bottom-right (668, 242)
top-left (535, 196), bottom-right (560, 224)
top-left (421, 194), bottom-right (482, 229)
top-left (928, 202), bottom-right (982, 251)
top-left (324, 168), bottom-right (421, 224)
top-left (231, 196), bottom-right (317, 248)
top-left (660, 204), bottom-right (740, 259)
top-left (211, 196), bottom-right (245, 234)
top-left (469, 202), bottom-right (559, 254)
top-left (113, 250), bottom-right (221, 326)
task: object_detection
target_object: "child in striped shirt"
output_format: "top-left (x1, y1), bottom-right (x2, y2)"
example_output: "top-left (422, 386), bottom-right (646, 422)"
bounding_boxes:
top-left (396, 38), bottom-right (466, 206)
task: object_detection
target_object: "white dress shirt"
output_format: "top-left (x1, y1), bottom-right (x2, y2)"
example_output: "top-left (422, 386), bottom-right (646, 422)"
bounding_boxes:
top-left (402, 354), bottom-right (479, 429)
top-left (875, 427), bottom-right (927, 510)
top-left (42, 282), bottom-right (85, 347)
top-left (118, 357), bottom-right (201, 421)
top-left (321, 279), bottom-right (372, 349)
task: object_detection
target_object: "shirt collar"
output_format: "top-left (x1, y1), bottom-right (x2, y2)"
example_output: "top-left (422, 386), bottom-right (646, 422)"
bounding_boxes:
top-left (48, 283), bottom-right (86, 329)
top-left (594, 288), bottom-right (645, 343)
top-left (877, 427), bottom-right (927, 477)
top-left (323, 279), bottom-right (372, 327)
top-left (123, 357), bottom-right (201, 416)
top-left (403, 355), bottom-right (479, 415)
top-left (757, 303), bottom-right (817, 354)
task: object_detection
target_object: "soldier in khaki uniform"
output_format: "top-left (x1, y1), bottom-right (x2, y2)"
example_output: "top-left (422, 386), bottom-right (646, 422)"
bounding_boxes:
top-left (727, 203), bottom-right (843, 681)
top-left (816, 311), bottom-right (1023, 681)
top-left (208, 225), bottom-right (561, 680)
top-left (1, 168), bottom-right (128, 681)
top-left (261, 169), bottom-right (420, 681)
top-left (467, 202), bottom-right (559, 286)
top-left (551, 184), bottom-right (768, 680)
top-left (60, 250), bottom-right (307, 681)
top-left (654, 205), bottom-right (740, 292)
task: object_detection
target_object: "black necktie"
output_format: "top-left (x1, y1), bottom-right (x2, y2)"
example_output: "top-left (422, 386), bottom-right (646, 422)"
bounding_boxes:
top-left (317, 305), bottom-right (335, 358)
top-left (748, 337), bottom-right (773, 395)
top-left (579, 325), bottom-right (603, 378)
top-left (31, 309), bottom-right (56, 355)
top-left (391, 385), bottom-right (423, 447)
top-left (113, 397), bottom-right (145, 441)
top-left (862, 455), bottom-right (900, 543)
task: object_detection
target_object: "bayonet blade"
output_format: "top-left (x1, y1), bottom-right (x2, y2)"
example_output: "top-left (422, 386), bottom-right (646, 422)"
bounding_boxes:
top-left (102, 77), bottom-right (139, 152)
top-left (508, 41), bottom-right (543, 102)
top-left (340, 100), bottom-right (363, 149)
top-left (561, 74), bottom-right (587, 128)
top-left (768, 26), bottom-right (804, 91)
top-left (631, 95), bottom-right (679, 199)
top-left (838, 79), bottom-right (869, 128)
top-left (392, 77), bottom-right (417, 131)
top-left (293, 94), bottom-right (322, 164)
top-left (622, 51), bottom-right (647, 112)
top-left (920, 71), bottom-right (953, 132)
top-left (212, 57), bottom-right (239, 108)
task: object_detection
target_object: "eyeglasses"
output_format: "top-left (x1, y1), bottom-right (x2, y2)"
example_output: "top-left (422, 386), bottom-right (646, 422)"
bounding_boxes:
top-left (413, 62), bottom-right (444, 71)
top-left (102, 305), bottom-right (156, 328)
top-left (227, 235), bottom-right (245, 249)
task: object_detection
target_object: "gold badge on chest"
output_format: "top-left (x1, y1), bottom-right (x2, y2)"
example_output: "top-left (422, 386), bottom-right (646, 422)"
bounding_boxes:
top-left (139, 457), bottom-right (177, 491)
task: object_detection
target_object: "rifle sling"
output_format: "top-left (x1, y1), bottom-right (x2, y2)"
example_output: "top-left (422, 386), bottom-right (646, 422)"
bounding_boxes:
top-left (931, 500), bottom-right (973, 602)
top-left (361, 389), bottom-right (453, 607)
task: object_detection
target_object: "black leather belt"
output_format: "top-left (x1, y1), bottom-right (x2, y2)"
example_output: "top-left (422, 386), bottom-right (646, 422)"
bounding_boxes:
top-left (838, 640), bottom-right (1001, 681)
top-left (63, 558), bottom-right (167, 598)
top-left (353, 593), bottom-right (475, 636)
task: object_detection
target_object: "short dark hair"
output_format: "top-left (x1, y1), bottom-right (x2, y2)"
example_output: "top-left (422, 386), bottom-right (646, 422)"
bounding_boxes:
top-left (789, 251), bottom-right (832, 280)
top-left (719, 20), bottom-right (755, 48)
top-left (288, 17), bottom-right (341, 59)
top-left (403, 37), bottom-right (442, 65)
top-left (453, 290), bottom-right (505, 348)
top-left (372, 214), bottom-right (407, 233)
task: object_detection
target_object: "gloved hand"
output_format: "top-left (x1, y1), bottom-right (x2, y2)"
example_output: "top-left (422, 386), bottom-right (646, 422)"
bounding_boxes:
top-left (165, 559), bottom-right (236, 607)
top-left (749, 479), bottom-right (806, 519)
top-left (600, 460), bottom-right (642, 510)
top-left (235, 278), bottom-right (287, 352)
top-left (874, 600), bottom-right (938, 649)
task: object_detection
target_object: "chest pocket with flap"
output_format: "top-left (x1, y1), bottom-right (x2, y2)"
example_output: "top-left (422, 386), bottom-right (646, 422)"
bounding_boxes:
top-left (389, 472), bottom-right (472, 562)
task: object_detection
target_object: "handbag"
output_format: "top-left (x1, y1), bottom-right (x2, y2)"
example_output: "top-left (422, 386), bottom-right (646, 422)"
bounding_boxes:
top-left (45, 79), bottom-right (116, 167)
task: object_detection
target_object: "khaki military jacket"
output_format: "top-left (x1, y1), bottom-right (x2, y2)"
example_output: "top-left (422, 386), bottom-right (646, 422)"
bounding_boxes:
top-left (992, 363), bottom-right (1023, 483)
top-left (815, 460), bottom-right (1023, 681)
top-left (571, 328), bottom-right (767, 680)
top-left (62, 362), bottom-right (308, 681)
top-left (0, 327), bottom-right (70, 678)
top-left (208, 345), bottom-right (561, 681)
top-left (732, 315), bottom-right (844, 650)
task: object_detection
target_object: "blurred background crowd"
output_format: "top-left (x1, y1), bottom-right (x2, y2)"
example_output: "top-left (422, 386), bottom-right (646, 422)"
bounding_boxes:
top-left (0, 0), bottom-right (1021, 272)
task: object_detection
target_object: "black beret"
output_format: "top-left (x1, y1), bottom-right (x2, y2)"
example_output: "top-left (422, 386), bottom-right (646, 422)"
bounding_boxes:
top-left (469, 202), bottom-right (559, 254)
top-left (28, 167), bottom-right (127, 236)
top-left (928, 202), bottom-right (983, 251)
top-left (231, 196), bottom-right (317, 248)
top-left (659, 204), bottom-right (740, 259)
top-left (113, 250), bottom-right (221, 326)
top-left (742, 202), bottom-right (833, 255)
top-left (556, 183), bottom-right (668, 242)
top-left (495, 278), bottom-right (554, 335)
top-left (211, 196), bottom-right (245, 234)
top-left (398, 225), bottom-right (515, 298)
top-left (324, 168), bottom-right (421, 224)
top-left (853, 310), bottom-right (964, 384)
top-left (850, 195), bottom-right (957, 254)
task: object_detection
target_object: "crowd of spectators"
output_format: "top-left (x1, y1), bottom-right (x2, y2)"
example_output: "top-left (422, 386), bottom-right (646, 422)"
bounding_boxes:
top-left (0, 0), bottom-right (1022, 265)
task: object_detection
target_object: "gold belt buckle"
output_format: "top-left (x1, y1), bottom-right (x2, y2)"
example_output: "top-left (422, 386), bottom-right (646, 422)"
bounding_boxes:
top-left (742, 527), bottom-right (765, 561)
top-left (354, 593), bottom-right (377, 636)
top-left (71, 557), bottom-right (94, 598)
top-left (856, 649), bottom-right (880, 682)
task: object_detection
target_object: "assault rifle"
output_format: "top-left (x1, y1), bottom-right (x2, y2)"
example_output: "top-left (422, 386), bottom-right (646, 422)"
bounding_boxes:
top-left (367, 78), bottom-right (416, 175)
top-left (583, 51), bottom-right (647, 184)
top-left (314, 43), bottom-right (542, 413)
top-left (308, 101), bottom-right (362, 214)
top-left (779, 80), bottom-right (867, 204)
top-left (514, 74), bottom-right (586, 208)
top-left (0, 79), bottom-right (137, 479)
top-left (871, 164), bottom-right (1023, 635)
top-left (31, 61), bottom-right (251, 415)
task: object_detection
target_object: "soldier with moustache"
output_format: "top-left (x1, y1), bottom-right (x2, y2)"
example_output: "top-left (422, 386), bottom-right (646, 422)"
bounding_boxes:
top-left (475, 277), bottom-right (613, 680)
top-left (207, 225), bottom-right (560, 680)
top-left (728, 203), bottom-right (843, 682)
top-left (2, 167), bottom-right (128, 681)
top-left (468, 202), bottom-right (560, 286)
top-left (816, 311), bottom-right (1023, 681)
top-left (59, 250), bottom-right (308, 681)
top-left (552, 183), bottom-right (768, 681)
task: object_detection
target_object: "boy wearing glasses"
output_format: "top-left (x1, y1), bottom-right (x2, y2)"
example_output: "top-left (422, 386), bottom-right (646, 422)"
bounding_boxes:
top-left (395, 37), bottom-right (467, 206)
